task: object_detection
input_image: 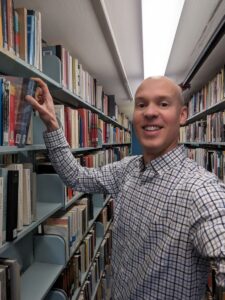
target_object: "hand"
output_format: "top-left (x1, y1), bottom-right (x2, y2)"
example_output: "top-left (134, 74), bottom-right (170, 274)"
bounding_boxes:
top-left (25, 77), bottom-right (59, 132)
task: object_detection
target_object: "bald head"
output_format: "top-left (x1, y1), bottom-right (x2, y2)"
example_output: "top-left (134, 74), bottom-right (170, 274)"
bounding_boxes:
top-left (133, 75), bottom-right (187, 162)
top-left (135, 76), bottom-right (184, 106)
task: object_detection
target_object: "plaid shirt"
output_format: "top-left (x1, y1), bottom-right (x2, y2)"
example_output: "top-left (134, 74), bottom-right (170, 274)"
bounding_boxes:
top-left (44, 129), bottom-right (225, 300)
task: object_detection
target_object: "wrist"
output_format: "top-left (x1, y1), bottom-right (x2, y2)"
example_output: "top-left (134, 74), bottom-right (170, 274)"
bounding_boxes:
top-left (46, 118), bottom-right (60, 132)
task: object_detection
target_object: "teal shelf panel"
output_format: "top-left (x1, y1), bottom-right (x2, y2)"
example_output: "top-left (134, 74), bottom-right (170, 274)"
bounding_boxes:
top-left (45, 289), bottom-right (67, 300)
top-left (21, 262), bottom-right (64, 300)
top-left (36, 202), bottom-right (64, 224)
top-left (0, 144), bottom-right (46, 154)
top-left (64, 192), bottom-right (85, 209)
top-left (0, 48), bottom-right (61, 89)
top-left (0, 202), bottom-right (62, 254)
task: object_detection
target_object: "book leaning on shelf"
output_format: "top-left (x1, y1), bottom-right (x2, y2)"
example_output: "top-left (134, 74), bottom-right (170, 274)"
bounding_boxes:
top-left (0, 76), bottom-right (37, 147)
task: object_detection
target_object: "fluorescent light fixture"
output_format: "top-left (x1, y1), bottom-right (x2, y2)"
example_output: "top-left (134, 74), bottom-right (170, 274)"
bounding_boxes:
top-left (142, 0), bottom-right (185, 78)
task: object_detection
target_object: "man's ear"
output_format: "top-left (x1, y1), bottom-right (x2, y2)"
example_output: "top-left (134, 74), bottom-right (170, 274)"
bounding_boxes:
top-left (179, 106), bottom-right (188, 126)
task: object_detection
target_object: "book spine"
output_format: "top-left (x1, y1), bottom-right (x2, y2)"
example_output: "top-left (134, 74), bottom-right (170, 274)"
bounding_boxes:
top-left (6, 170), bottom-right (18, 241)
top-left (6, 0), bottom-right (14, 53)
top-left (1, 0), bottom-right (8, 49)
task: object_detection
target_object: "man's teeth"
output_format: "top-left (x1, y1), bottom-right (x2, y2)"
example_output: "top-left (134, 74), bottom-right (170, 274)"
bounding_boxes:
top-left (144, 126), bottom-right (160, 131)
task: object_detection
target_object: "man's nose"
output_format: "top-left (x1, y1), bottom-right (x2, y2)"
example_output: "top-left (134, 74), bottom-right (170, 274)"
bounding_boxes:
top-left (143, 104), bottom-right (159, 118)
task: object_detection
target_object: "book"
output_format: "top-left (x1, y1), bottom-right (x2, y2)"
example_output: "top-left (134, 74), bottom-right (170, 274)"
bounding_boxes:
top-left (2, 79), bottom-right (10, 146)
top-left (22, 168), bottom-right (31, 225)
top-left (0, 258), bottom-right (21, 300)
top-left (7, 164), bottom-right (23, 231)
top-left (0, 0), bottom-right (3, 48)
top-left (15, 7), bottom-right (27, 62)
top-left (6, 0), bottom-right (14, 54)
top-left (6, 170), bottom-right (19, 241)
top-left (23, 163), bottom-right (37, 222)
top-left (43, 216), bottom-right (71, 259)
top-left (27, 10), bottom-right (35, 65)
top-left (0, 265), bottom-right (7, 300)
top-left (0, 168), bottom-right (8, 243)
top-left (1, 0), bottom-right (8, 49)
top-left (14, 10), bottom-right (20, 57)
top-left (0, 76), bottom-right (37, 147)
top-left (0, 177), bottom-right (3, 246)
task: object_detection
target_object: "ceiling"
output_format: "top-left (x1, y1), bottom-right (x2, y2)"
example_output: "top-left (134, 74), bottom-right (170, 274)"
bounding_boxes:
top-left (165, 0), bottom-right (225, 99)
top-left (14, 0), bottom-right (225, 119)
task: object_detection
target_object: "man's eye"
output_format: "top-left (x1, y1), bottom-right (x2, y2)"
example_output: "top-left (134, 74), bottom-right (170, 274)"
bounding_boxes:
top-left (160, 101), bottom-right (169, 107)
top-left (136, 103), bottom-right (145, 108)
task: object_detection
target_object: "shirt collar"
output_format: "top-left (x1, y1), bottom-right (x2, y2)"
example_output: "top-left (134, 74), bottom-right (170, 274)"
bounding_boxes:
top-left (137, 145), bottom-right (186, 175)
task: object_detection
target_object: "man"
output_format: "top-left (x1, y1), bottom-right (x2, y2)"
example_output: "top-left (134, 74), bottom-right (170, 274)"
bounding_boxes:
top-left (26, 76), bottom-right (225, 299)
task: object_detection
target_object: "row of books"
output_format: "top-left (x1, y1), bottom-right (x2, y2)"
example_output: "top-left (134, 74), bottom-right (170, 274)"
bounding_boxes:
top-left (77, 147), bottom-right (130, 169)
top-left (0, 163), bottom-right (37, 246)
top-left (43, 196), bottom-right (93, 259)
top-left (0, 2), bottom-right (42, 69)
top-left (42, 45), bottom-right (131, 129)
top-left (186, 148), bottom-right (225, 182)
top-left (0, 134), bottom-right (120, 247)
top-left (0, 78), bottom-right (131, 147)
top-left (54, 104), bottom-right (131, 149)
top-left (0, 76), bottom-right (36, 147)
top-left (97, 198), bottom-right (114, 233)
top-left (0, 3), bottom-right (131, 130)
top-left (78, 230), bottom-right (112, 300)
top-left (188, 66), bottom-right (225, 117)
top-left (180, 111), bottom-right (225, 143)
top-left (0, 257), bottom-right (20, 300)
top-left (43, 194), bottom-right (113, 258)
top-left (53, 223), bottom-right (112, 300)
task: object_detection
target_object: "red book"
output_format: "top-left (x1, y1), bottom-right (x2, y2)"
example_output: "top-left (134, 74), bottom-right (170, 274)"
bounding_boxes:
top-left (78, 108), bottom-right (88, 147)
top-left (64, 106), bottom-right (72, 146)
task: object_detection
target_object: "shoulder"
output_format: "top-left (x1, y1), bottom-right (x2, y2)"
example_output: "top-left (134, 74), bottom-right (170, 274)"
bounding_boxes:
top-left (177, 156), bottom-right (223, 190)
top-left (120, 155), bottom-right (141, 164)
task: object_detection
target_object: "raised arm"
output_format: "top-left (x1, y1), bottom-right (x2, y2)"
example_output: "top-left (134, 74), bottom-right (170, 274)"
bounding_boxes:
top-left (25, 77), bottom-right (59, 132)
top-left (25, 78), bottom-right (127, 197)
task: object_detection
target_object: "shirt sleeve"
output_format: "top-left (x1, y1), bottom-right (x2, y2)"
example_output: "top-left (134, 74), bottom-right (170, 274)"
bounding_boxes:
top-left (189, 179), bottom-right (225, 287)
top-left (43, 128), bottom-right (128, 198)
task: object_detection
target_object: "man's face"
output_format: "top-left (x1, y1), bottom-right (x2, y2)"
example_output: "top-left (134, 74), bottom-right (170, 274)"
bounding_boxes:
top-left (133, 78), bottom-right (187, 162)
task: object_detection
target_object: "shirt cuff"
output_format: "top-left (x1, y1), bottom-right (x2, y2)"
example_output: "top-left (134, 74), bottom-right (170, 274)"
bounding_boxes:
top-left (43, 128), bottom-right (69, 149)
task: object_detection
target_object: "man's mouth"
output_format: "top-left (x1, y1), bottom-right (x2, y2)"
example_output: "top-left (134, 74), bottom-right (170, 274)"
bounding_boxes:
top-left (142, 125), bottom-right (162, 131)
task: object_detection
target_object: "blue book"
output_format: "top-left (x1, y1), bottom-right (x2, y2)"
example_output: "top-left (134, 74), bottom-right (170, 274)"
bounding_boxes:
top-left (0, 79), bottom-right (3, 146)
top-left (0, 76), bottom-right (37, 147)
top-left (27, 11), bottom-right (35, 65)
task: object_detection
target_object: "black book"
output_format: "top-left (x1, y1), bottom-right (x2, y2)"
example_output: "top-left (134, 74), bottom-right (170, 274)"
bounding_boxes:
top-left (107, 94), bottom-right (116, 119)
top-left (0, 258), bottom-right (21, 300)
top-left (6, 170), bottom-right (19, 241)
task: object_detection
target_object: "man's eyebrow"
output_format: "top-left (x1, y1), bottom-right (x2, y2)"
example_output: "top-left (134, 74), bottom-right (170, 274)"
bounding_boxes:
top-left (134, 98), bottom-right (148, 104)
top-left (155, 95), bottom-right (170, 100)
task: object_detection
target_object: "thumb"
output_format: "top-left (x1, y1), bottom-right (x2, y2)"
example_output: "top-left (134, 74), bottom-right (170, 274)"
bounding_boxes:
top-left (25, 95), bottom-right (42, 111)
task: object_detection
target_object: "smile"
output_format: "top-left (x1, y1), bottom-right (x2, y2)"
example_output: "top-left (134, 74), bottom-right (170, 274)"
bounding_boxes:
top-left (143, 125), bottom-right (161, 131)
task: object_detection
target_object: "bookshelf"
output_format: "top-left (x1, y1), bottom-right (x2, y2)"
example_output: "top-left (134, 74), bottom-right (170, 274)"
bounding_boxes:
top-left (0, 1), bottom-right (133, 299)
top-left (172, 6), bottom-right (225, 300)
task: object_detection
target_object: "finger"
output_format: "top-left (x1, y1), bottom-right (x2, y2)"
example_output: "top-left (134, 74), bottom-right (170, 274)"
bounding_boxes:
top-left (25, 94), bottom-right (43, 111)
top-left (31, 77), bottom-right (50, 93)
top-left (34, 87), bottom-right (43, 100)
